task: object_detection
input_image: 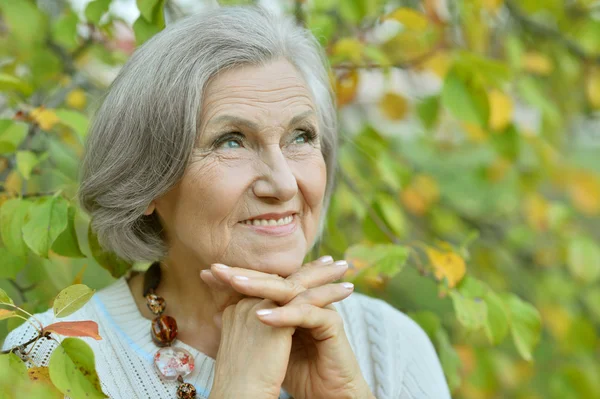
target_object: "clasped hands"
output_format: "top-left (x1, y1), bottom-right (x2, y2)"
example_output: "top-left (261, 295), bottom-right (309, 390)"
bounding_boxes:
top-left (200, 256), bottom-right (374, 399)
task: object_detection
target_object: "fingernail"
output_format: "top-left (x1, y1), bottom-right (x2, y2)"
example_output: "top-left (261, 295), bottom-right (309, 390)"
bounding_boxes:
top-left (341, 282), bottom-right (354, 290)
top-left (200, 270), bottom-right (211, 277)
top-left (319, 255), bottom-right (334, 263)
top-left (334, 260), bottom-right (348, 267)
top-left (232, 275), bottom-right (249, 281)
top-left (256, 309), bottom-right (273, 316)
top-left (213, 263), bottom-right (229, 270)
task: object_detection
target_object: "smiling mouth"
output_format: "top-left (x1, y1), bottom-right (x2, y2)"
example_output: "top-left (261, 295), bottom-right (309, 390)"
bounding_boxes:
top-left (239, 215), bottom-right (295, 227)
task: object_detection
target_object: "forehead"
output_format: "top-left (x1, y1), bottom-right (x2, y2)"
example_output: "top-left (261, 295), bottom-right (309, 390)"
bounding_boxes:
top-left (200, 59), bottom-right (316, 126)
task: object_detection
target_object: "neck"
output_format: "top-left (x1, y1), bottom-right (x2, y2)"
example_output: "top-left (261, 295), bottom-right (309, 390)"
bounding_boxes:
top-left (142, 244), bottom-right (223, 358)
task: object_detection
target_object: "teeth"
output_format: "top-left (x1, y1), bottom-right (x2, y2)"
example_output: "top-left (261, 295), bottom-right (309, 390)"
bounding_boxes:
top-left (242, 215), bottom-right (294, 226)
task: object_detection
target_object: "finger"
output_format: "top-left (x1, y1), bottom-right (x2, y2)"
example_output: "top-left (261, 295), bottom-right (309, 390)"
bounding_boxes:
top-left (256, 304), bottom-right (345, 341)
top-left (288, 258), bottom-right (349, 289)
top-left (286, 282), bottom-right (354, 307)
top-left (200, 269), bottom-right (229, 290)
top-left (210, 263), bottom-right (286, 284)
top-left (228, 276), bottom-right (306, 305)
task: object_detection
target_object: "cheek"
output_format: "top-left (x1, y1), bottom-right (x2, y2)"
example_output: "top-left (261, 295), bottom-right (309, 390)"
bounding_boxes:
top-left (294, 154), bottom-right (327, 209)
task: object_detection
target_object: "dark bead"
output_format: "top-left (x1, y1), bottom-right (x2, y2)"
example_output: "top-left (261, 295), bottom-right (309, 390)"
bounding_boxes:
top-left (146, 293), bottom-right (166, 315)
top-left (176, 382), bottom-right (196, 399)
top-left (143, 262), bottom-right (162, 297)
top-left (151, 315), bottom-right (178, 346)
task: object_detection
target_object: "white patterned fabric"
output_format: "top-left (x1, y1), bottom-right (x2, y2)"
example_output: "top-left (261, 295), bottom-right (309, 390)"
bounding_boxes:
top-left (2, 271), bottom-right (450, 398)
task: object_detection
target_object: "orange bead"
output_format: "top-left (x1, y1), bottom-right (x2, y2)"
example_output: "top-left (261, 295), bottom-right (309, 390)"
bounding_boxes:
top-left (151, 315), bottom-right (178, 347)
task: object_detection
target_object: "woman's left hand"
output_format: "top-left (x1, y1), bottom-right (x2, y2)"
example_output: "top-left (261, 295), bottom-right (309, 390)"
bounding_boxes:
top-left (201, 257), bottom-right (375, 399)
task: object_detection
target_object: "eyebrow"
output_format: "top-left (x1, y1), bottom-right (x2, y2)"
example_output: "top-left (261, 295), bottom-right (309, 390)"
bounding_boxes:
top-left (206, 110), bottom-right (316, 131)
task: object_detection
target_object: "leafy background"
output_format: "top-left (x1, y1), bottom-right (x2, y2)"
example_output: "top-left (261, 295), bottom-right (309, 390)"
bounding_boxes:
top-left (1, 0), bottom-right (600, 398)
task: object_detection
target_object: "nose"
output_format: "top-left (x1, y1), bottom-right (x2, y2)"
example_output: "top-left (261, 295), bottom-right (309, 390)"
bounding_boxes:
top-left (252, 145), bottom-right (298, 202)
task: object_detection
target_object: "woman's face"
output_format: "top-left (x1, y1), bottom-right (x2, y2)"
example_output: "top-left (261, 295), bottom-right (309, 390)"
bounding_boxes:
top-left (150, 58), bottom-right (327, 277)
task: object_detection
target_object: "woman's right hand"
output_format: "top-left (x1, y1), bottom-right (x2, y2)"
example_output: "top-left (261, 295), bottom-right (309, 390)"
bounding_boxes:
top-left (209, 297), bottom-right (294, 399)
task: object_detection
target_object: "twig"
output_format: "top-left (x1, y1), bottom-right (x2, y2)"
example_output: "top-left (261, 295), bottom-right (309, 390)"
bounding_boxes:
top-left (505, 0), bottom-right (600, 64)
top-left (337, 168), bottom-right (401, 245)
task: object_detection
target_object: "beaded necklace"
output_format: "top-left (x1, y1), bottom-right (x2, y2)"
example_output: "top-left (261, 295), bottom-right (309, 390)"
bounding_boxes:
top-left (143, 261), bottom-right (197, 399)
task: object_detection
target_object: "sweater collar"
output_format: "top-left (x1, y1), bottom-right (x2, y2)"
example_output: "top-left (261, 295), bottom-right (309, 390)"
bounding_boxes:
top-left (93, 271), bottom-right (216, 397)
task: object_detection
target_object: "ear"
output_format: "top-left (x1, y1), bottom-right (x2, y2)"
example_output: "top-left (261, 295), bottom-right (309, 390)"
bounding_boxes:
top-left (143, 201), bottom-right (156, 216)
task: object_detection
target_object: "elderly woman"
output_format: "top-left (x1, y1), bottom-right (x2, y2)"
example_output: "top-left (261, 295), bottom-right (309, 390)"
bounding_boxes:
top-left (2, 5), bottom-right (450, 399)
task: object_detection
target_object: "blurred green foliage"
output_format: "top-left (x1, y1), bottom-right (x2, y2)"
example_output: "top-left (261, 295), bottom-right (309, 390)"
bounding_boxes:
top-left (1, 0), bottom-right (600, 398)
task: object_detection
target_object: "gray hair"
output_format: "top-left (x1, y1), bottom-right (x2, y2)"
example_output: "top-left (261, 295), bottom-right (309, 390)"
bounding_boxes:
top-left (78, 5), bottom-right (338, 263)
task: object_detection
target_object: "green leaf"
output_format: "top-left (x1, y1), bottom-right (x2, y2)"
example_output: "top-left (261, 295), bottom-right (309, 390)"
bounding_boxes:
top-left (0, 288), bottom-right (14, 305)
top-left (450, 290), bottom-right (487, 330)
top-left (133, 14), bottom-right (163, 46)
top-left (0, 73), bottom-right (33, 95)
top-left (55, 109), bottom-right (89, 141)
top-left (0, 121), bottom-right (28, 155)
top-left (503, 293), bottom-right (541, 361)
top-left (49, 338), bottom-right (108, 399)
top-left (88, 224), bottom-right (132, 278)
top-left (441, 66), bottom-right (489, 127)
top-left (0, 0), bottom-right (47, 45)
top-left (16, 150), bottom-right (39, 180)
top-left (22, 196), bottom-right (69, 258)
top-left (417, 96), bottom-right (440, 130)
top-left (85, 0), bottom-right (111, 25)
top-left (51, 9), bottom-right (80, 51)
top-left (52, 205), bottom-right (86, 258)
top-left (376, 193), bottom-right (407, 238)
top-left (52, 284), bottom-right (96, 318)
top-left (0, 248), bottom-right (27, 279)
top-left (435, 326), bottom-right (462, 391)
top-left (483, 289), bottom-right (509, 345)
top-left (0, 199), bottom-right (32, 257)
top-left (345, 243), bottom-right (409, 277)
top-left (567, 235), bottom-right (600, 284)
top-left (137, 0), bottom-right (161, 22)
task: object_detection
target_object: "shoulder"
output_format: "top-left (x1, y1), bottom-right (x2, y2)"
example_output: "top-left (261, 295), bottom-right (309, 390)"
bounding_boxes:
top-left (334, 292), bottom-right (451, 399)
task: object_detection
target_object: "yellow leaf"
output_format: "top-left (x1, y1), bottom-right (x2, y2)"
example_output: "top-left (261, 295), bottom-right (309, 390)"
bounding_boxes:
top-left (425, 246), bottom-right (466, 288)
top-left (30, 107), bottom-right (60, 131)
top-left (335, 70), bottom-right (359, 107)
top-left (568, 171), bottom-right (600, 215)
top-left (385, 8), bottom-right (429, 31)
top-left (413, 174), bottom-right (440, 204)
top-left (332, 38), bottom-right (364, 64)
top-left (523, 192), bottom-right (549, 231)
top-left (462, 122), bottom-right (487, 142)
top-left (379, 92), bottom-right (409, 120)
top-left (65, 89), bottom-right (87, 110)
top-left (28, 366), bottom-right (63, 398)
top-left (482, 0), bottom-right (504, 11)
top-left (72, 264), bottom-right (88, 285)
top-left (522, 52), bottom-right (553, 76)
top-left (586, 68), bottom-right (600, 109)
top-left (539, 305), bottom-right (571, 340)
top-left (419, 51), bottom-right (452, 78)
top-left (4, 170), bottom-right (22, 195)
top-left (486, 157), bottom-right (511, 182)
top-left (400, 187), bottom-right (426, 215)
top-left (0, 157), bottom-right (8, 174)
top-left (488, 89), bottom-right (513, 131)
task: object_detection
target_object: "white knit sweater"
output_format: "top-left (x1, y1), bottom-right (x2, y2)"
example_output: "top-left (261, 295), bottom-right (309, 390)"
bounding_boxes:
top-left (2, 271), bottom-right (451, 399)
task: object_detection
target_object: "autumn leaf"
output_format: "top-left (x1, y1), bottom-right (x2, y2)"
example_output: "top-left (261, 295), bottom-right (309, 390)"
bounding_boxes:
top-left (65, 89), bottom-right (86, 110)
top-left (426, 246), bottom-right (467, 288)
top-left (384, 8), bottom-right (429, 31)
top-left (0, 308), bottom-right (17, 320)
top-left (488, 89), bottom-right (513, 131)
top-left (522, 52), bottom-right (553, 76)
top-left (523, 192), bottom-right (549, 232)
top-left (379, 92), bottom-right (409, 120)
top-left (334, 70), bottom-right (359, 107)
top-left (586, 68), bottom-right (600, 109)
top-left (567, 171), bottom-right (600, 215)
top-left (44, 320), bottom-right (102, 340)
top-left (30, 107), bottom-right (60, 131)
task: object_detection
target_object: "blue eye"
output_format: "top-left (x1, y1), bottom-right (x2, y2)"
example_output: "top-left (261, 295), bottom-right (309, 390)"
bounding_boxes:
top-left (223, 138), bottom-right (242, 148)
top-left (214, 133), bottom-right (244, 149)
top-left (294, 129), bottom-right (317, 145)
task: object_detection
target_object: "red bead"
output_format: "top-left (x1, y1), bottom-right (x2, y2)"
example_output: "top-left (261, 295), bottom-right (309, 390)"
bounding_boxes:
top-left (151, 315), bottom-right (178, 346)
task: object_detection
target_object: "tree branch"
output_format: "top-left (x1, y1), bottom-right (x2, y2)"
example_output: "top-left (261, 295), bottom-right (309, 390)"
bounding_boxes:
top-left (505, 0), bottom-right (600, 64)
